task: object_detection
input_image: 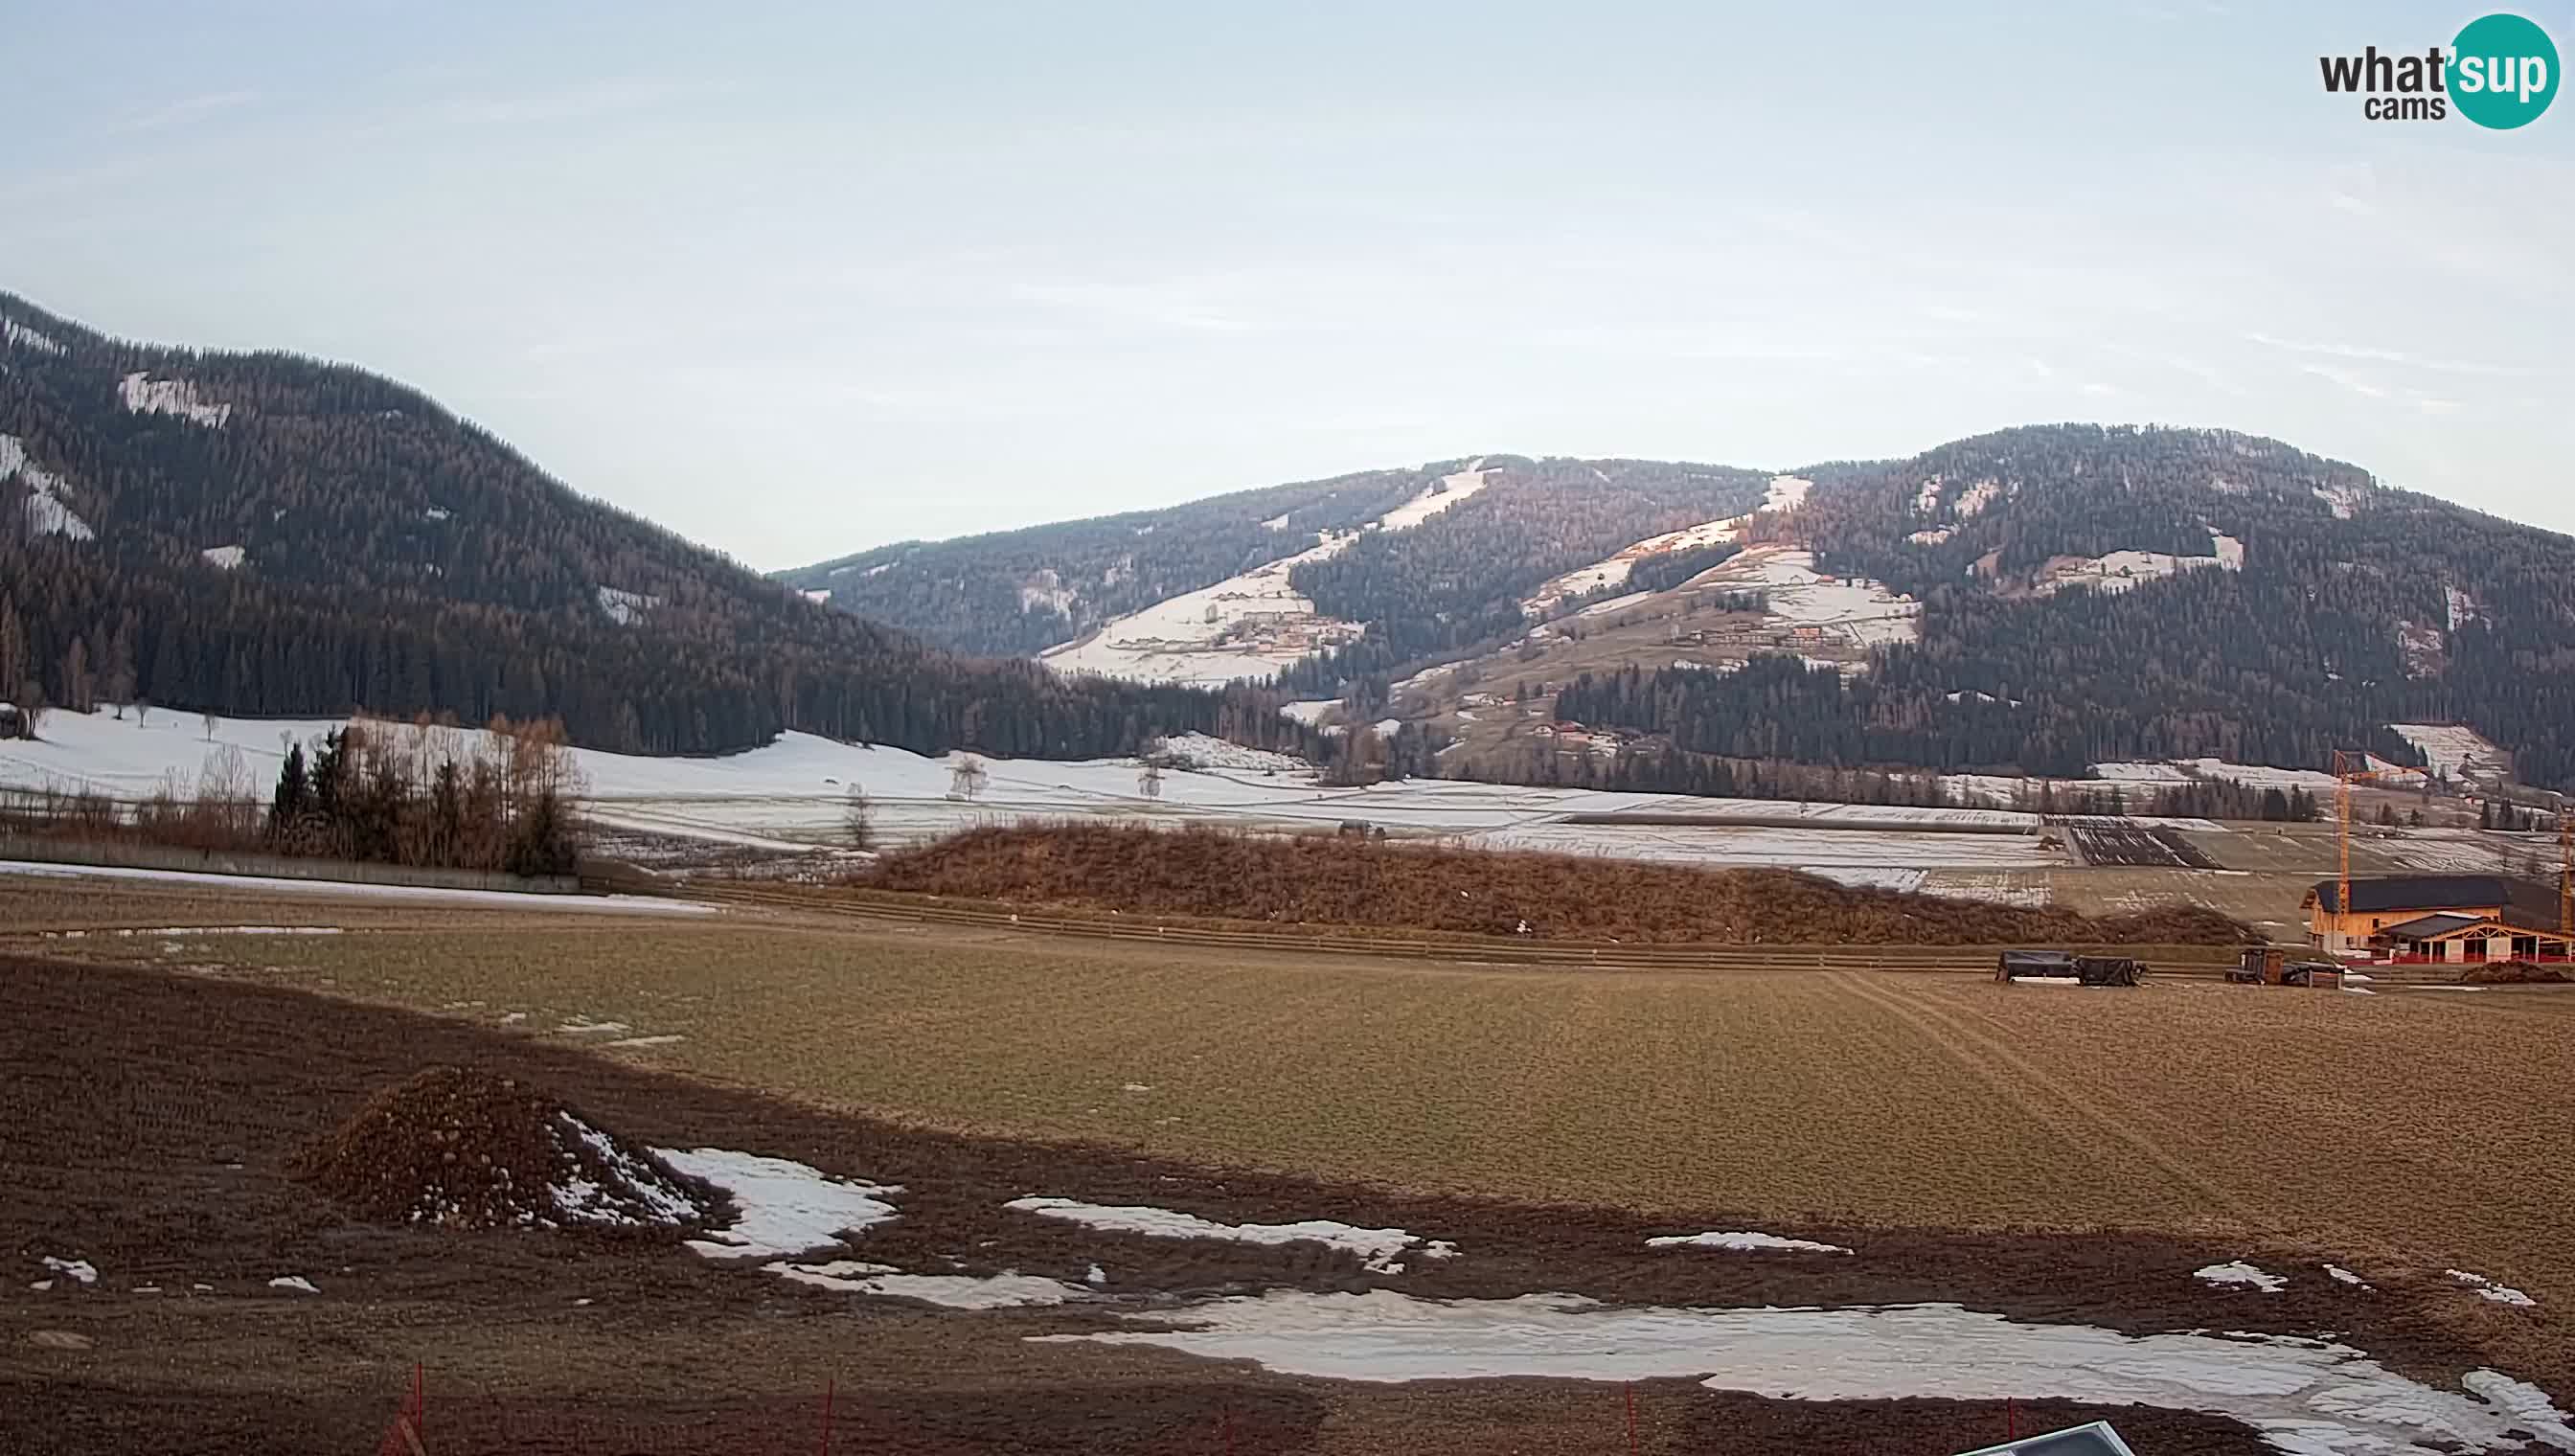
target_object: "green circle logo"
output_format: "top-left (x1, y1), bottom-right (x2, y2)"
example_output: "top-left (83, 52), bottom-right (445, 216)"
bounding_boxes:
top-left (2452, 13), bottom-right (2559, 128)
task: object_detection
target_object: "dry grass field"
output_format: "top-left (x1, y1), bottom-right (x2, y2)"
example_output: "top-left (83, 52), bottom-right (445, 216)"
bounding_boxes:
top-left (11, 872), bottom-right (2569, 1340)
top-left (865, 823), bottom-right (2254, 944)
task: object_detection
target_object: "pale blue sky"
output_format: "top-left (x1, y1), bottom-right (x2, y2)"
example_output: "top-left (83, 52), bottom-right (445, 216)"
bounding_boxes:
top-left (5, 2), bottom-right (2569, 566)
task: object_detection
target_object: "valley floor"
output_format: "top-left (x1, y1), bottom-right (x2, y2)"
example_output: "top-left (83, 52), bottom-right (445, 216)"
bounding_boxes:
top-left (6, 873), bottom-right (2571, 1454)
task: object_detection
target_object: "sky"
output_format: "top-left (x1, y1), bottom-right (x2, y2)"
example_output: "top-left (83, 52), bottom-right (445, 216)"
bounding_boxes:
top-left (5, 1), bottom-right (2571, 568)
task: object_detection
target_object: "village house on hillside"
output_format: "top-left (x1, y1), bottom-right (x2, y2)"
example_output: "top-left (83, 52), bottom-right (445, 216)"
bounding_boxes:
top-left (2305, 875), bottom-right (2571, 961)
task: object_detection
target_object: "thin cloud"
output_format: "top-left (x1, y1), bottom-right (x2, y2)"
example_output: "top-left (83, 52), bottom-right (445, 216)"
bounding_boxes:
top-left (2245, 331), bottom-right (2534, 377)
top-left (109, 90), bottom-right (260, 136)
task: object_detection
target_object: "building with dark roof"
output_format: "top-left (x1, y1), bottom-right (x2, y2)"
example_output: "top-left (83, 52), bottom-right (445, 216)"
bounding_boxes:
top-left (2303, 874), bottom-right (2570, 960)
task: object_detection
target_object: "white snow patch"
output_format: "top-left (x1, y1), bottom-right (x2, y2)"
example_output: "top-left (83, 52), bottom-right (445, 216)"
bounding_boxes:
top-left (2446, 585), bottom-right (2484, 632)
top-left (1279, 699), bottom-right (1338, 727)
top-left (1575, 589), bottom-right (1653, 619)
top-left (1761, 475), bottom-right (1812, 513)
top-left (0, 859), bottom-right (716, 913)
top-left (1152, 733), bottom-right (1310, 774)
top-left (1034, 1291), bottom-right (2575, 1456)
top-left (1017, 573), bottom-right (1077, 616)
top-left (545, 1113), bottom-right (710, 1228)
top-left (1951, 480), bottom-right (2003, 516)
top-left (2, 433), bottom-right (95, 541)
top-left (2325, 1265), bottom-right (2370, 1288)
top-left (1376, 467), bottom-right (1494, 532)
top-left (120, 372), bottom-right (233, 427)
top-left (1684, 545), bottom-right (1919, 649)
top-left (1520, 514), bottom-right (1749, 616)
top-left (2195, 1261), bottom-right (2287, 1292)
top-left (2448, 1271), bottom-right (2538, 1308)
top-left (2314, 483), bottom-right (2362, 519)
top-left (200, 545), bottom-right (246, 571)
top-left (39, 1258), bottom-right (98, 1285)
top-left (101, 925), bottom-right (343, 938)
top-left (1005, 1196), bottom-right (1452, 1275)
top-left (3, 318), bottom-right (66, 355)
top-left (1039, 530), bottom-right (1365, 688)
top-left (1648, 1232), bottom-right (1852, 1255)
top-left (801, 588), bottom-right (832, 603)
top-left (768, 1259), bottom-right (1087, 1308)
top-left (1906, 527), bottom-right (1954, 546)
top-left (595, 585), bottom-right (660, 626)
top-left (266, 1276), bottom-right (318, 1294)
top-left (554, 1019), bottom-right (630, 1035)
top-left (1260, 512), bottom-right (1290, 529)
top-left (2034, 534), bottom-right (2242, 597)
top-left (1087, 1263), bottom-right (1109, 1285)
top-left (424, 506), bottom-right (451, 522)
top-left (602, 1034), bottom-right (684, 1048)
top-left (654, 1148), bottom-right (902, 1261)
top-left (2387, 723), bottom-right (2505, 785)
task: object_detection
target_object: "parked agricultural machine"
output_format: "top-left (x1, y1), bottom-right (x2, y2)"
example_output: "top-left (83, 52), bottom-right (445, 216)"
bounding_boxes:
top-left (2227, 947), bottom-right (2344, 988)
top-left (1995, 951), bottom-right (2147, 987)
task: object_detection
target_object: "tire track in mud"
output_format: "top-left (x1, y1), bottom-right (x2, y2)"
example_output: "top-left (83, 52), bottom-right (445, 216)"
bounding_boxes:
top-left (1831, 972), bottom-right (2246, 1219)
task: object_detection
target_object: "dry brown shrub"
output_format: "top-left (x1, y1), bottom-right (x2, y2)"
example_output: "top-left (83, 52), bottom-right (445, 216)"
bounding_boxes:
top-left (865, 824), bottom-right (2254, 945)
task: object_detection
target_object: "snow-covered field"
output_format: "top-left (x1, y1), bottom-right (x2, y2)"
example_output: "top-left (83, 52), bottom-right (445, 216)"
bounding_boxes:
top-left (1040, 467), bottom-right (1494, 688)
top-left (2388, 723), bottom-right (2507, 785)
top-left (2033, 533), bottom-right (2243, 597)
top-left (1692, 546), bottom-right (1920, 650)
top-left (6, 708), bottom-right (2099, 890)
top-left (1520, 513), bottom-right (1750, 616)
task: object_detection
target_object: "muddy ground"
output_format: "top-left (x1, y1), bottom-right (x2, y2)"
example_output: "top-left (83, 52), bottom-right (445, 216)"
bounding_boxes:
top-left (0, 954), bottom-right (2557, 1454)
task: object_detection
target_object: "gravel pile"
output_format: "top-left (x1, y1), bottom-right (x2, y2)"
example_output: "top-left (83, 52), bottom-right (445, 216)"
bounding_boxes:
top-left (293, 1066), bottom-right (719, 1233)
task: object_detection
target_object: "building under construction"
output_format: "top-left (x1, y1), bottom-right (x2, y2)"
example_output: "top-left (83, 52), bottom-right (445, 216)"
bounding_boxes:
top-left (2304, 875), bottom-right (2575, 961)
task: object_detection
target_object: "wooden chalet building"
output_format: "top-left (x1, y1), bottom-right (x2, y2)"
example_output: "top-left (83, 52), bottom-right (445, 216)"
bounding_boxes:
top-left (2304, 874), bottom-right (2572, 961)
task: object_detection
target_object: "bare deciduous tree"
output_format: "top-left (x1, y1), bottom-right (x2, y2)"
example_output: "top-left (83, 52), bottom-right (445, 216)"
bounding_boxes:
top-left (843, 785), bottom-right (875, 850)
top-left (947, 755), bottom-right (988, 802)
top-left (1138, 762), bottom-right (1164, 800)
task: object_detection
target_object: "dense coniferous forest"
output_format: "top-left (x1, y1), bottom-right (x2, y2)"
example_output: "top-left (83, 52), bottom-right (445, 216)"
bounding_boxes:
top-left (0, 291), bottom-right (1283, 759)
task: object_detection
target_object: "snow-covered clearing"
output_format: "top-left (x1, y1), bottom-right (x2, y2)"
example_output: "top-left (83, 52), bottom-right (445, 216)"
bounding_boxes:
top-left (1520, 514), bottom-right (1749, 616)
top-left (1377, 466), bottom-right (1494, 531)
top-left (2091, 762), bottom-right (2196, 785)
top-left (1761, 475), bottom-right (1812, 512)
top-left (2387, 723), bottom-right (2506, 784)
top-left (2314, 483), bottom-right (2362, 519)
top-left (1648, 1231), bottom-right (1852, 1255)
top-left (2446, 586), bottom-right (2484, 631)
top-left (2, 433), bottom-right (95, 541)
top-left (3, 317), bottom-right (66, 354)
top-left (768, 1260), bottom-right (1089, 1308)
top-left (1905, 527), bottom-right (1953, 546)
top-left (1259, 512), bottom-right (1290, 530)
top-left (2194, 1261), bottom-right (2286, 1292)
top-left (1034, 1291), bottom-right (2575, 1456)
top-left (595, 585), bottom-right (659, 626)
top-left (2033, 534), bottom-right (2243, 596)
top-left (1005, 1197), bottom-right (1456, 1274)
top-left (654, 1149), bottom-right (902, 1262)
top-left (200, 545), bottom-right (246, 570)
top-left (1952, 480), bottom-right (2002, 516)
top-left (1151, 732), bottom-right (1308, 773)
top-left (1044, 468), bottom-right (1495, 687)
top-left (1686, 545), bottom-right (1919, 650)
top-left (1279, 699), bottom-right (1338, 727)
top-left (119, 372), bottom-right (232, 427)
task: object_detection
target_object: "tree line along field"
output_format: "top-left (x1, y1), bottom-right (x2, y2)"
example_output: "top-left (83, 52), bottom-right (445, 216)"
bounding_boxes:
top-left (9, 871), bottom-right (2568, 1384)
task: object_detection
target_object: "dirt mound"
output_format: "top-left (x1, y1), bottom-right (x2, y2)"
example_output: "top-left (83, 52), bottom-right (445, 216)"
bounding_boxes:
top-left (292, 1066), bottom-right (719, 1233)
top-left (2458, 961), bottom-right (2572, 985)
top-left (866, 824), bottom-right (2256, 946)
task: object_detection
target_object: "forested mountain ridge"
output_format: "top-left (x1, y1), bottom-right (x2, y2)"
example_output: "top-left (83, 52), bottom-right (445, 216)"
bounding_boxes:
top-left (0, 290), bottom-right (1245, 759)
top-left (777, 456), bottom-right (1774, 661)
top-left (1568, 424), bottom-right (2575, 789)
top-left (789, 421), bottom-right (2575, 792)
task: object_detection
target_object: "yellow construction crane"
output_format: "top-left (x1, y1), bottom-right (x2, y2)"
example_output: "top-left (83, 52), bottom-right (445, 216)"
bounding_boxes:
top-left (2332, 749), bottom-right (2433, 938)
